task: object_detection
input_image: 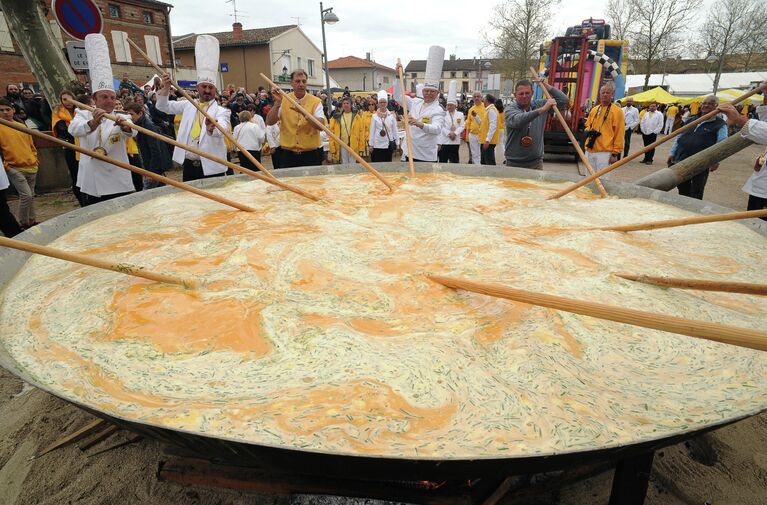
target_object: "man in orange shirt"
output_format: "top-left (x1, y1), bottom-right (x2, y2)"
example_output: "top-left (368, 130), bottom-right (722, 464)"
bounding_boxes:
top-left (584, 83), bottom-right (624, 177)
top-left (0, 98), bottom-right (38, 228)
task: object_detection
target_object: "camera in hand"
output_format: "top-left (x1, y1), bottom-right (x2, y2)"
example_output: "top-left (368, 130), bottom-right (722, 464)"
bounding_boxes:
top-left (584, 129), bottom-right (601, 149)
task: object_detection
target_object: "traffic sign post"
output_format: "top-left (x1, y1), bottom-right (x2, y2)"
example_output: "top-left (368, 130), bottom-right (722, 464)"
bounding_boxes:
top-left (52, 0), bottom-right (104, 41)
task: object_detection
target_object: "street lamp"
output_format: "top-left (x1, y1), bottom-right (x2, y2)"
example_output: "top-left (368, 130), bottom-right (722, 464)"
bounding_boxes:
top-left (320, 2), bottom-right (339, 113)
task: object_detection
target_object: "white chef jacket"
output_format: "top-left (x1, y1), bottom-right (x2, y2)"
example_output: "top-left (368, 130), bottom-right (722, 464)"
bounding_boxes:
top-left (233, 117), bottom-right (266, 151)
top-left (403, 96), bottom-right (445, 162)
top-left (741, 104), bottom-right (767, 199)
top-left (368, 111), bottom-right (398, 149)
top-left (622, 106), bottom-right (639, 131)
top-left (266, 123), bottom-right (281, 149)
top-left (155, 95), bottom-right (230, 176)
top-left (68, 109), bottom-right (136, 197)
top-left (640, 110), bottom-right (663, 135)
top-left (0, 158), bottom-right (9, 190)
top-left (438, 110), bottom-right (465, 145)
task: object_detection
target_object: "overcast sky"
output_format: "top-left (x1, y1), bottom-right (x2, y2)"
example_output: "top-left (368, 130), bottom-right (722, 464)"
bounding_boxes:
top-left (170, 0), bottom-right (611, 68)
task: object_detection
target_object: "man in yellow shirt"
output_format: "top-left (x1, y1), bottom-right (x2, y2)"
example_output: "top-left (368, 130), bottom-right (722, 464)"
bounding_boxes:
top-left (266, 69), bottom-right (326, 168)
top-left (0, 98), bottom-right (38, 228)
top-left (664, 103), bottom-right (679, 135)
top-left (583, 83), bottom-right (624, 177)
top-left (329, 97), bottom-right (365, 164)
top-left (465, 92), bottom-right (485, 164)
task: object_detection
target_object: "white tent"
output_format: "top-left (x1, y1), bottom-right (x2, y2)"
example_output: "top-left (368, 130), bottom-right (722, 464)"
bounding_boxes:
top-left (625, 72), bottom-right (767, 97)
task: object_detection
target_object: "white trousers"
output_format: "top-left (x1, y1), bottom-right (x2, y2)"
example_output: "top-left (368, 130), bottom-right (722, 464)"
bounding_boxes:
top-left (468, 133), bottom-right (481, 165)
top-left (586, 151), bottom-right (612, 180)
top-left (340, 148), bottom-right (356, 164)
top-left (663, 117), bottom-right (675, 135)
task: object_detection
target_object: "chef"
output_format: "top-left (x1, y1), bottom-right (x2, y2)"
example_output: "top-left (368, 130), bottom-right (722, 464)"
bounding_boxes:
top-left (156, 35), bottom-right (230, 181)
top-left (438, 80), bottom-right (464, 163)
top-left (69, 34), bottom-right (137, 205)
top-left (395, 46), bottom-right (446, 163)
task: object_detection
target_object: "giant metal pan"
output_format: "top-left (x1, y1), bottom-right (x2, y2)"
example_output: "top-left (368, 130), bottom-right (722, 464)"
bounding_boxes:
top-left (1, 163), bottom-right (765, 480)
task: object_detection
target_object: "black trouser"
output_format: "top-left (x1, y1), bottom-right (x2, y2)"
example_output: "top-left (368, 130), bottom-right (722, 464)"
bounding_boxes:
top-left (641, 133), bottom-right (657, 162)
top-left (271, 147), bottom-right (283, 169)
top-left (81, 191), bottom-right (134, 207)
top-left (0, 189), bottom-right (22, 236)
top-left (747, 194), bottom-right (767, 220)
top-left (677, 169), bottom-right (709, 200)
top-left (128, 155), bottom-right (143, 192)
top-left (63, 148), bottom-right (84, 206)
top-left (371, 148), bottom-right (393, 162)
top-left (405, 156), bottom-right (437, 163)
top-left (480, 144), bottom-right (496, 165)
top-left (438, 144), bottom-right (460, 163)
top-left (622, 129), bottom-right (632, 158)
top-left (280, 148), bottom-right (322, 168)
top-left (182, 159), bottom-right (229, 182)
top-left (239, 150), bottom-right (262, 171)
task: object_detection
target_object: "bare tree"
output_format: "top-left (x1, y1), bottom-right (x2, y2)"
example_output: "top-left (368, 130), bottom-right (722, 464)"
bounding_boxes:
top-left (482, 0), bottom-right (560, 80)
top-left (629, 0), bottom-right (698, 88)
top-left (606, 0), bottom-right (637, 41)
top-left (739, 8), bottom-right (767, 71)
top-left (699, 0), bottom-right (760, 93)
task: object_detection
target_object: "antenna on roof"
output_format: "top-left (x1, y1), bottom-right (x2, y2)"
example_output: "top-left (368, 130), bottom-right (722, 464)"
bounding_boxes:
top-left (226, 0), bottom-right (247, 23)
top-left (291, 17), bottom-right (303, 26)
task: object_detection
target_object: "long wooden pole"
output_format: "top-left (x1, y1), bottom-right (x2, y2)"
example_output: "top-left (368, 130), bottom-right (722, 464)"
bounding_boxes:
top-left (548, 82), bottom-right (767, 200)
top-left (396, 58), bottom-right (415, 177)
top-left (126, 37), bottom-right (277, 183)
top-left (260, 73), bottom-right (396, 193)
top-left (64, 99), bottom-right (320, 202)
top-left (0, 236), bottom-right (196, 288)
top-left (529, 67), bottom-right (607, 197)
top-left (428, 274), bottom-right (767, 352)
top-left (614, 273), bottom-right (767, 296)
top-left (0, 118), bottom-right (257, 213)
top-left (596, 208), bottom-right (767, 232)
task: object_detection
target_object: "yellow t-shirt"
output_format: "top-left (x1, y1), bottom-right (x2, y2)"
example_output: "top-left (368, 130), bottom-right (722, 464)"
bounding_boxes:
top-left (584, 103), bottom-right (625, 154)
top-left (0, 122), bottom-right (38, 171)
top-left (666, 105), bottom-right (679, 118)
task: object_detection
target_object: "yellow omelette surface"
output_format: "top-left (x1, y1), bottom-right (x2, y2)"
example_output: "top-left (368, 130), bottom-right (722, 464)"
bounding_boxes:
top-left (1, 173), bottom-right (766, 459)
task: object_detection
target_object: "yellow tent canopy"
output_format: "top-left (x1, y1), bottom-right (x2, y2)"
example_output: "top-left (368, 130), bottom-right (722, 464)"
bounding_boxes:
top-left (619, 87), bottom-right (682, 105)
top-left (678, 89), bottom-right (763, 107)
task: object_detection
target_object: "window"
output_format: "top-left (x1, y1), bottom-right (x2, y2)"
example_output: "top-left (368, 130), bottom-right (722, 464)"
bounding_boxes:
top-left (411, 72), bottom-right (417, 79)
top-left (307, 59), bottom-right (315, 77)
top-left (439, 81), bottom-right (444, 91)
top-left (450, 71), bottom-right (456, 78)
top-left (383, 76), bottom-right (389, 84)
top-left (462, 81), bottom-right (469, 92)
top-left (108, 4), bottom-right (121, 17)
top-left (0, 13), bottom-right (14, 52)
top-left (49, 20), bottom-right (64, 47)
top-left (144, 35), bottom-right (162, 65)
top-left (463, 71), bottom-right (469, 78)
top-left (297, 56), bottom-right (302, 69)
top-left (143, 11), bottom-right (153, 24)
top-left (111, 30), bottom-right (132, 63)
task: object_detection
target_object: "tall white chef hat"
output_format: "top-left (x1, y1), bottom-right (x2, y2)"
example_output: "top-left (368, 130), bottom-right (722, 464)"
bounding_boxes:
top-left (85, 34), bottom-right (114, 94)
top-left (423, 45), bottom-right (445, 90)
top-left (195, 35), bottom-right (220, 86)
top-left (416, 84), bottom-right (424, 98)
top-left (447, 80), bottom-right (458, 105)
top-left (377, 89), bottom-right (388, 102)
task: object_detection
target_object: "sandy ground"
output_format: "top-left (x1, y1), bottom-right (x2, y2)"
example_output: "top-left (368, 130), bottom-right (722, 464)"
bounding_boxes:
top-left (2, 136), bottom-right (767, 505)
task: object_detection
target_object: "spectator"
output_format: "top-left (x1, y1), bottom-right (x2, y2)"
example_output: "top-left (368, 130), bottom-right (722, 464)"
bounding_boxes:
top-left (668, 95), bottom-right (726, 200)
top-left (621, 97), bottom-right (639, 159)
top-left (329, 96), bottom-right (365, 164)
top-left (0, 158), bottom-right (22, 236)
top-left (119, 74), bottom-right (141, 94)
top-left (583, 83), bottom-right (624, 175)
top-left (51, 90), bottom-right (84, 206)
top-left (639, 102), bottom-right (663, 164)
top-left (124, 102), bottom-right (173, 190)
top-left (0, 98), bottom-right (39, 228)
top-left (232, 110), bottom-right (266, 170)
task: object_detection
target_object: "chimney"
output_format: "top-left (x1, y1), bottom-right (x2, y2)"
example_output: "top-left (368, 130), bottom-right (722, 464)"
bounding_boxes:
top-left (449, 54), bottom-right (456, 61)
top-left (366, 52), bottom-right (371, 61)
top-left (233, 22), bottom-right (243, 40)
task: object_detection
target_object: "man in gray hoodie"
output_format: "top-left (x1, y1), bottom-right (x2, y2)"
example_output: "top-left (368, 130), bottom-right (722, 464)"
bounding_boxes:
top-left (504, 79), bottom-right (569, 169)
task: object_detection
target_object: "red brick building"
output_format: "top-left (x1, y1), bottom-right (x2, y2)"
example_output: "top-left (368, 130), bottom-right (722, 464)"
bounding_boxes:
top-left (0, 0), bottom-right (175, 90)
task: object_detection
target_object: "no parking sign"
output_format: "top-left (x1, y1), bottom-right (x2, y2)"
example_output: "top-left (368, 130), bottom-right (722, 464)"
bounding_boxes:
top-left (52, 0), bottom-right (104, 41)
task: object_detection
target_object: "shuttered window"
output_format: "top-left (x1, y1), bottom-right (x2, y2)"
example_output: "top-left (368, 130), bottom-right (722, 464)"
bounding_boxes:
top-left (111, 30), bottom-right (131, 63)
top-left (144, 35), bottom-right (162, 65)
top-left (0, 12), bottom-right (15, 52)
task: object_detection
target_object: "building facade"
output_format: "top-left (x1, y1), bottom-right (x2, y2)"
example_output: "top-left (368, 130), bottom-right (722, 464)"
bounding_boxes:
top-left (327, 55), bottom-right (396, 92)
top-left (404, 55), bottom-right (505, 95)
top-left (0, 0), bottom-right (175, 90)
top-left (173, 24), bottom-right (332, 92)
